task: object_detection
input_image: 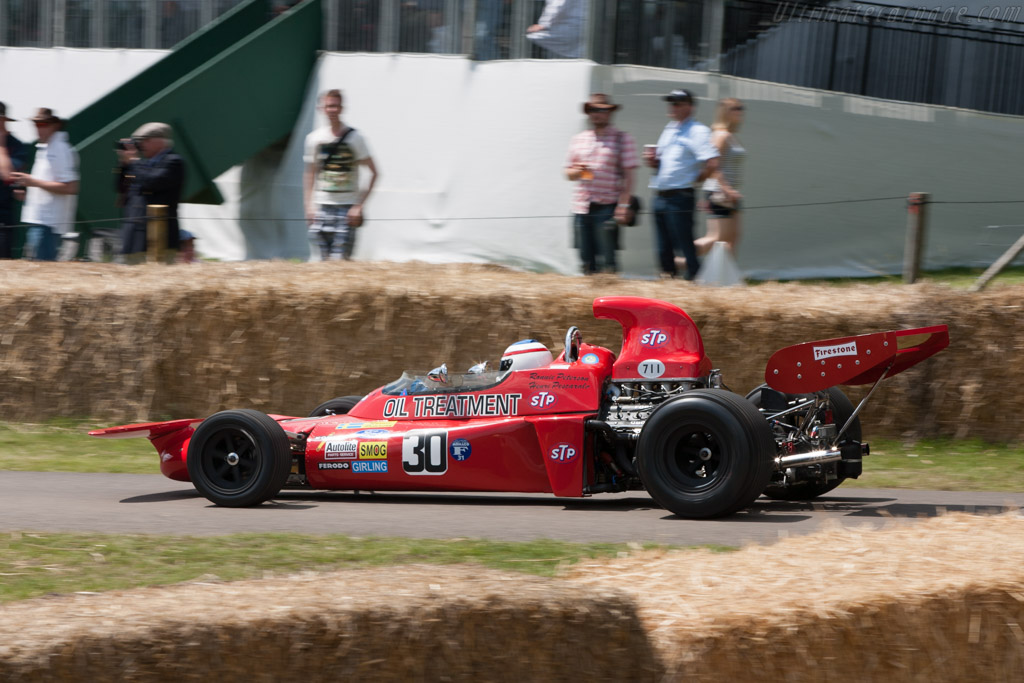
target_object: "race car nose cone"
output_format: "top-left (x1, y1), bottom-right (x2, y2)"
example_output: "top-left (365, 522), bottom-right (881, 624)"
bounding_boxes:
top-left (226, 452), bottom-right (240, 466)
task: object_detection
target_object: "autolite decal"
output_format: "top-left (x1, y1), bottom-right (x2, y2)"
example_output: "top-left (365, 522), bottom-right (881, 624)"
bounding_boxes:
top-left (323, 441), bottom-right (358, 460)
top-left (813, 341), bottom-right (858, 361)
top-left (358, 441), bottom-right (388, 459)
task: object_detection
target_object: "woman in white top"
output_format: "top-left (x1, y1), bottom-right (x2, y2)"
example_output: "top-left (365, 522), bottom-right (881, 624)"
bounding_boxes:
top-left (696, 98), bottom-right (746, 257)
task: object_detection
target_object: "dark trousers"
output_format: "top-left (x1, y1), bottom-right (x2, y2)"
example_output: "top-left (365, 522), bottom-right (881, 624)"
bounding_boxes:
top-left (0, 224), bottom-right (13, 259)
top-left (653, 191), bottom-right (699, 279)
top-left (575, 202), bottom-right (617, 274)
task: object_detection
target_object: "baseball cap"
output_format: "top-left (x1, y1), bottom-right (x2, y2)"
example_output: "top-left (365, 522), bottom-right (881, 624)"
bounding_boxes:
top-left (663, 89), bottom-right (694, 103)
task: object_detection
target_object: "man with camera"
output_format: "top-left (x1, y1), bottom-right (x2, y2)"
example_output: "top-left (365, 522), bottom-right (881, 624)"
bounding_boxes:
top-left (116, 122), bottom-right (185, 264)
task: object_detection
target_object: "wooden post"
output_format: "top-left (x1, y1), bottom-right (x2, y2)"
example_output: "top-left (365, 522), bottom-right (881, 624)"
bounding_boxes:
top-left (146, 205), bottom-right (167, 264)
top-left (903, 192), bottom-right (929, 284)
top-left (970, 231), bottom-right (1024, 292)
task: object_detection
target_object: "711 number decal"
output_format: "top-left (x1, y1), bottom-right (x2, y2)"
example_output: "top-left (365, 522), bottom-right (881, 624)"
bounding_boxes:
top-left (402, 430), bottom-right (448, 475)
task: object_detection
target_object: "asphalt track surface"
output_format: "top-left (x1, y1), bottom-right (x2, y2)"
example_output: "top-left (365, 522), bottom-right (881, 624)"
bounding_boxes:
top-left (3, 471), bottom-right (1023, 546)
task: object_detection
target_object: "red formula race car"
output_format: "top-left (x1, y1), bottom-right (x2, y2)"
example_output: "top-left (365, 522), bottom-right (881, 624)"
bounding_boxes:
top-left (91, 297), bottom-right (949, 519)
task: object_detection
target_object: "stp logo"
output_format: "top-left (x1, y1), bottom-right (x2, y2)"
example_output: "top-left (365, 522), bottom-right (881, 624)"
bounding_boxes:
top-left (531, 391), bottom-right (556, 409)
top-left (640, 329), bottom-right (669, 347)
top-left (549, 443), bottom-right (578, 462)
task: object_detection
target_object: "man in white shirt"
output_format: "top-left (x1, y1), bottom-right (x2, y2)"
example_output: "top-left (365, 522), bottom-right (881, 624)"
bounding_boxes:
top-left (303, 89), bottom-right (379, 261)
top-left (10, 108), bottom-right (80, 261)
top-left (643, 89), bottom-right (719, 280)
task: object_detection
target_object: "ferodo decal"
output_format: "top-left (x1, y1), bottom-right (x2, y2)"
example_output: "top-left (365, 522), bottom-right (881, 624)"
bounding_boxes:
top-left (640, 329), bottom-right (669, 347)
top-left (322, 440), bottom-right (358, 460)
top-left (530, 391), bottom-right (556, 409)
top-left (638, 359), bottom-right (666, 379)
top-left (813, 341), bottom-right (858, 361)
top-left (403, 430), bottom-right (448, 475)
top-left (549, 443), bottom-right (578, 463)
top-left (408, 394), bottom-right (522, 418)
top-left (318, 462), bottom-right (350, 470)
top-left (358, 441), bottom-right (388, 459)
top-left (336, 421), bottom-right (397, 430)
top-left (449, 438), bottom-right (472, 462)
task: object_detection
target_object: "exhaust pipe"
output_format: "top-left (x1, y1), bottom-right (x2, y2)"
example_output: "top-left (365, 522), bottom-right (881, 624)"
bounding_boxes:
top-left (776, 448), bottom-right (842, 469)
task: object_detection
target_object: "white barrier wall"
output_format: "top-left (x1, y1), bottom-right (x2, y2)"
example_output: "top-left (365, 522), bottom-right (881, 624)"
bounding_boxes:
top-left (3, 47), bottom-right (1022, 278)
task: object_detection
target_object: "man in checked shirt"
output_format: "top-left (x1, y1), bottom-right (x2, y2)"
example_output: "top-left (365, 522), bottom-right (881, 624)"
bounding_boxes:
top-left (564, 93), bottom-right (638, 275)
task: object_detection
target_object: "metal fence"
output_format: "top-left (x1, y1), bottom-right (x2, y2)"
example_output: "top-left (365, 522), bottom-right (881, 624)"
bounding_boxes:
top-left (3, 0), bottom-right (1023, 114)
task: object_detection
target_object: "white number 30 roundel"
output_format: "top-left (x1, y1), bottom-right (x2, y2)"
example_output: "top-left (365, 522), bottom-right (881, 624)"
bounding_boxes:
top-left (638, 359), bottom-right (666, 379)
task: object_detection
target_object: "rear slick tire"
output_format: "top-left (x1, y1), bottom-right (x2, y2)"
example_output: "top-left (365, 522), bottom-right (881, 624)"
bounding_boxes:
top-left (637, 389), bottom-right (775, 519)
top-left (187, 409), bottom-right (292, 507)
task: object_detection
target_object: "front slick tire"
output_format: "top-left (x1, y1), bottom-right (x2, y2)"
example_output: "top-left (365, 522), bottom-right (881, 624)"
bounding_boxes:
top-left (187, 409), bottom-right (292, 507)
top-left (637, 390), bottom-right (775, 519)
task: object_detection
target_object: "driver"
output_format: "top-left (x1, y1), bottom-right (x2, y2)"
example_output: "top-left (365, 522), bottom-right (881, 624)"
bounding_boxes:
top-left (499, 339), bottom-right (553, 372)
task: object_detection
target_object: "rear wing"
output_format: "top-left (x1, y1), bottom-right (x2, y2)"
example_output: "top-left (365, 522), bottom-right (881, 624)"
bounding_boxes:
top-left (765, 325), bottom-right (949, 394)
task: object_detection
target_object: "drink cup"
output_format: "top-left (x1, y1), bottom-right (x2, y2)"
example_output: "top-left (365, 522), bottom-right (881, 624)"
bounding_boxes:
top-left (643, 144), bottom-right (658, 158)
top-left (580, 167), bottom-right (594, 181)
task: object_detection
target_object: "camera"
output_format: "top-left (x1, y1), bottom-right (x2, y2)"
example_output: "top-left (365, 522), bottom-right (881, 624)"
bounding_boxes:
top-left (114, 139), bottom-right (129, 150)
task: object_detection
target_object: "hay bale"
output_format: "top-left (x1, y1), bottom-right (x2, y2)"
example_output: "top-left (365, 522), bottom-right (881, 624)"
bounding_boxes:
top-left (566, 512), bottom-right (1024, 681)
top-left (4, 515), bottom-right (1024, 680)
top-left (0, 261), bottom-right (1020, 441)
top-left (0, 566), bottom-right (661, 682)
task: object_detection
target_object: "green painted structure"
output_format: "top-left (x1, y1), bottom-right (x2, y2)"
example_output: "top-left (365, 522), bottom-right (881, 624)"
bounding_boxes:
top-left (70, 0), bottom-right (322, 246)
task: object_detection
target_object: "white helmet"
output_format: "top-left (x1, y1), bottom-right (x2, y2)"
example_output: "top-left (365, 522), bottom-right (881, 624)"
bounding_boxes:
top-left (500, 339), bottom-right (553, 372)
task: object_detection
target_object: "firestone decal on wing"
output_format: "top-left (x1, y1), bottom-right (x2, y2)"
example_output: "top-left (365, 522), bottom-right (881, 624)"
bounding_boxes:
top-left (813, 341), bottom-right (858, 360)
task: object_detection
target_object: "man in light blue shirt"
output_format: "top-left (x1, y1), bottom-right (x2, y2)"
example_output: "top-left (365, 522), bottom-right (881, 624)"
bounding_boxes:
top-left (644, 89), bottom-right (719, 279)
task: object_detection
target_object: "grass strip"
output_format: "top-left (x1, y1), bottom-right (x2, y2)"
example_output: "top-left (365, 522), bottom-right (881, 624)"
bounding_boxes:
top-left (0, 531), bottom-right (705, 604)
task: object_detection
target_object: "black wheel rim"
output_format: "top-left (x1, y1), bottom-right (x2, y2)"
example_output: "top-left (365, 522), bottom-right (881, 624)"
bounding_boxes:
top-left (663, 425), bottom-right (726, 492)
top-left (199, 427), bottom-right (262, 494)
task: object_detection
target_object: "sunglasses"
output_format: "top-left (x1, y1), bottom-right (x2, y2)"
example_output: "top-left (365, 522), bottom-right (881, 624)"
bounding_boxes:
top-left (670, 101), bottom-right (691, 106)
top-left (731, 106), bottom-right (745, 111)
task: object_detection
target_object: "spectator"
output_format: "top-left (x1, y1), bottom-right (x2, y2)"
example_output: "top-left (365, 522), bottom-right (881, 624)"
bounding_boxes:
top-left (9, 108), bottom-right (80, 261)
top-left (643, 89), bottom-right (719, 280)
top-left (696, 97), bottom-right (747, 258)
top-left (564, 93), bottom-right (637, 275)
top-left (0, 102), bottom-right (29, 259)
top-left (526, 0), bottom-right (587, 58)
top-left (117, 122), bottom-right (185, 265)
top-left (303, 89), bottom-right (378, 261)
top-left (474, 0), bottom-right (504, 60)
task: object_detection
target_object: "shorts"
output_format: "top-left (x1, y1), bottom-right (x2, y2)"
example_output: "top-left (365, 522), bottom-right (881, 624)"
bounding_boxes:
top-left (309, 204), bottom-right (356, 260)
top-left (705, 191), bottom-right (740, 218)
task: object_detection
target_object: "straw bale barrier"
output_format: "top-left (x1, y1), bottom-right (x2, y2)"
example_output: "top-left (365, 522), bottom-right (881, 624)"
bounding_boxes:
top-left (1, 261), bottom-right (1021, 441)
top-left (0, 566), bottom-right (661, 682)
top-left (3, 513), bottom-right (1024, 681)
